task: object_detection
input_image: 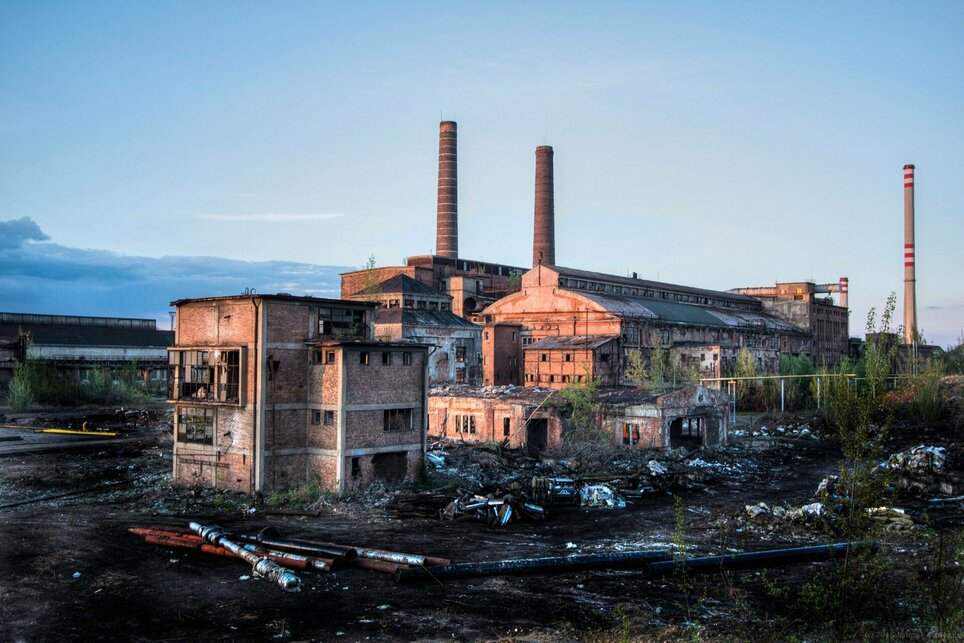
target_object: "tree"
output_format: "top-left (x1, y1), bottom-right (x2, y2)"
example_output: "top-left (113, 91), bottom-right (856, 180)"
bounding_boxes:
top-left (7, 362), bottom-right (34, 411)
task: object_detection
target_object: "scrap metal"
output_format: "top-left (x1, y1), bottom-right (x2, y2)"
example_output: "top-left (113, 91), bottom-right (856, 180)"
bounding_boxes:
top-left (189, 522), bottom-right (303, 592)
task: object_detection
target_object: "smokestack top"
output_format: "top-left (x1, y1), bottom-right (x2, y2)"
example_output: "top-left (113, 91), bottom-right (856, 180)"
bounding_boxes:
top-left (903, 164), bottom-right (915, 170)
top-left (536, 145), bottom-right (553, 154)
top-left (440, 120), bottom-right (457, 131)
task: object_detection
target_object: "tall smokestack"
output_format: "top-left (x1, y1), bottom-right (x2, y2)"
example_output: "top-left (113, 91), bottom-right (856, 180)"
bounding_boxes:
top-left (533, 145), bottom-right (555, 267)
top-left (903, 164), bottom-right (917, 343)
top-left (839, 277), bottom-right (849, 309)
top-left (436, 121), bottom-right (458, 259)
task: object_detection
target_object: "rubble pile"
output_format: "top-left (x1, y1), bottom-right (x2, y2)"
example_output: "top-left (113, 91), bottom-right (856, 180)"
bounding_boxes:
top-left (440, 491), bottom-right (546, 525)
top-left (883, 444), bottom-right (962, 496)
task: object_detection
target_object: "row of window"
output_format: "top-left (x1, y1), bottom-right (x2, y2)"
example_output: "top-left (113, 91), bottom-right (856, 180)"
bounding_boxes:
top-left (313, 350), bottom-right (415, 366)
top-left (386, 299), bottom-right (451, 311)
top-left (525, 373), bottom-right (587, 383)
top-left (176, 405), bottom-right (418, 443)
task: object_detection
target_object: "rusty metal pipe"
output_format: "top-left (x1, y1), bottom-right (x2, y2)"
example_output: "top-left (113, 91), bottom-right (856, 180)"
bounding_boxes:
top-left (234, 532), bottom-right (449, 566)
top-left (190, 522), bottom-right (302, 592)
top-left (396, 549), bottom-right (672, 583)
top-left (232, 533), bottom-right (355, 561)
top-left (353, 558), bottom-right (405, 574)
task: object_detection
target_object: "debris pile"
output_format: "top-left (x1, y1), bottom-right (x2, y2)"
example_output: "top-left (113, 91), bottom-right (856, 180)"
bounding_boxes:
top-left (883, 444), bottom-right (959, 495)
top-left (440, 491), bottom-right (546, 525)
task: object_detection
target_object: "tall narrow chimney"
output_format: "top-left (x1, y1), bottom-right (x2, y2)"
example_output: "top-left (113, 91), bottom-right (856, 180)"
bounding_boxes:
top-left (839, 277), bottom-right (849, 309)
top-left (533, 145), bottom-right (555, 267)
top-left (436, 121), bottom-right (458, 259)
top-left (903, 164), bottom-right (917, 343)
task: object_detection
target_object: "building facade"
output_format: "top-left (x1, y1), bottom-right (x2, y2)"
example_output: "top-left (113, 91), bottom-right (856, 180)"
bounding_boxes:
top-left (168, 294), bottom-right (428, 495)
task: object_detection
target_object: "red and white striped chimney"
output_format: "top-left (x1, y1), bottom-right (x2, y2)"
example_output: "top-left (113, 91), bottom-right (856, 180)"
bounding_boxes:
top-left (903, 164), bottom-right (917, 343)
top-left (839, 277), bottom-right (848, 309)
top-left (533, 145), bottom-right (555, 267)
top-left (436, 121), bottom-right (458, 259)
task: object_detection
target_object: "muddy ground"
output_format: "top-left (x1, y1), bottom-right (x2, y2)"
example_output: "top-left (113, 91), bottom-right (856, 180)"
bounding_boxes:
top-left (0, 406), bottom-right (959, 642)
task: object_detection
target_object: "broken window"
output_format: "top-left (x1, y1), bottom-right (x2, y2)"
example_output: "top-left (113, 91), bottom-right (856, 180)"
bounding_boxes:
top-left (455, 346), bottom-right (466, 361)
top-left (312, 350), bottom-right (323, 364)
top-left (503, 417), bottom-right (510, 437)
top-left (318, 306), bottom-right (368, 337)
top-left (564, 353), bottom-right (573, 362)
top-left (511, 332), bottom-right (517, 342)
top-left (540, 353), bottom-right (548, 362)
top-left (360, 352), bottom-right (369, 365)
top-left (325, 410), bottom-right (335, 426)
top-left (311, 410), bottom-right (322, 425)
top-left (417, 300), bottom-right (427, 309)
top-left (384, 408), bottom-right (413, 431)
top-left (455, 415), bottom-right (476, 434)
top-left (389, 299), bottom-right (400, 308)
top-left (177, 407), bottom-right (214, 444)
top-left (326, 351), bottom-right (336, 364)
top-left (382, 351), bottom-right (392, 365)
top-left (403, 352), bottom-right (412, 365)
top-left (170, 349), bottom-right (242, 404)
top-left (600, 353), bottom-right (610, 363)
top-left (622, 423), bottom-right (640, 446)
top-left (404, 300), bottom-right (415, 309)
top-left (455, 367), bottom-right (467, 383)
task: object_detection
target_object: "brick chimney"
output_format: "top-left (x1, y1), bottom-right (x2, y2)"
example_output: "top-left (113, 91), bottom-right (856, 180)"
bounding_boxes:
top-left (533, 145), bottom-right (555, 267)
top-left (436, 121), bottom-right (458, 259)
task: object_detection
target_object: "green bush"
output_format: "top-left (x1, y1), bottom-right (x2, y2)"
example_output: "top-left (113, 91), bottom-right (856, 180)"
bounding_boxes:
top-left (7, 362), bottom-right (35, 411)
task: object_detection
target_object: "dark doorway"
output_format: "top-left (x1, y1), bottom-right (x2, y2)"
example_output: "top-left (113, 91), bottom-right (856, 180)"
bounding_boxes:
top-left (371, 452), bottom-right (407, 482)
top-left (526, 418), bottom-right (548, 456)
top-left (670, 416), bottom-right (704, 449)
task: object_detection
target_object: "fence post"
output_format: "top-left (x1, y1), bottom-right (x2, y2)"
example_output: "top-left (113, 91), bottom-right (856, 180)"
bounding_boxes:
top-left (780, 378), bottom-right (785, 413)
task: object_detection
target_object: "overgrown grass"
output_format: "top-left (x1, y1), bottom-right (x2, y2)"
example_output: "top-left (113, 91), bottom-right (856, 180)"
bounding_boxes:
top-left (4, 360), bottom-right (152, 408)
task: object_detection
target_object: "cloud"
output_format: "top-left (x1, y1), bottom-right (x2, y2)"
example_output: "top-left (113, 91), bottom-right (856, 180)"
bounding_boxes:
top-left (0, 218), bottom-right (352, 323)
top-left (0, 216), bottom-right (50, 249)
top-left (196, 213), bottom-right (345, 222)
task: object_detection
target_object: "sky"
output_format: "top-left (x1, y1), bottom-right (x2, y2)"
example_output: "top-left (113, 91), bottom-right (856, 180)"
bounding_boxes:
top-left (1, 1), bottom-right (962, 346)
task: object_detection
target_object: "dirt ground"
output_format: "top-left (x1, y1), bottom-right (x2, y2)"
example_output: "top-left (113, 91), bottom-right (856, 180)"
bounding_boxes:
top-left (0, 405), bottom-right (958, 642)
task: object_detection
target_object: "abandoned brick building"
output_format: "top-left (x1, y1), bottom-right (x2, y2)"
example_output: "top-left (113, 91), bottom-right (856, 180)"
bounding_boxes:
top-left (428, 383), bottom-right (729, 451)
top-left (342, 121), bottom-right (849, 396)
top-left (346, 274), bottom-right (482, 385)
top-left (168, 294), bottom-right (428, 495)
top-left (0, 312), bottom-right (172, 391)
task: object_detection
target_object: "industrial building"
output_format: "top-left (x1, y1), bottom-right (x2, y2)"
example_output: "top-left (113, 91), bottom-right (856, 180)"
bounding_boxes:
top-left (342, 121), bottom-right (851, 396)
top-left (0, 312), bottom-right (172, 392)
top-left (168, 294), bottom-right (429, 495)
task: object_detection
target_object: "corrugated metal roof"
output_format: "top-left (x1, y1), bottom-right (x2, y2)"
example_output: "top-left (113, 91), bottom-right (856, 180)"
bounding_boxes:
top-left (0, 323), bottom-right (174, 348)
top-left (552, 265), bottom-right (757, 305)
top-left (580, 293), bottom-right (801, 333)
top-left (525, 335), bottom-right (619, 350)
top-left (375, 308), bottom-right (478, 328)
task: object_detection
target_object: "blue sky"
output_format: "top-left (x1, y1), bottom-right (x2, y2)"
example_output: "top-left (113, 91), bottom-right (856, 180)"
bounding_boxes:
top-left (1, 2), bottom-right (962, 345)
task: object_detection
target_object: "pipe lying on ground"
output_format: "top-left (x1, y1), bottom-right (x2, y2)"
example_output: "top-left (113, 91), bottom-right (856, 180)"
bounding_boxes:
top-left (234, 532), bottom-right (449, 566)
top-left (396, 550), bottom-right (673, 583)
top-left (645, 542), bottom-right (879, 578)
top-left (136, 530), bottom-right (332, 572)
top-left (190, 522), bottom-right (302, 592)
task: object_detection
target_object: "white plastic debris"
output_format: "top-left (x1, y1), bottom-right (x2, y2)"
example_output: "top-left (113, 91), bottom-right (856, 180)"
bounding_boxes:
top-left (578, 484), bottom-right (626, 509)
top-left (745, 502), bottom-right (770, 518)
top-left (647, 460), bottom-right (668, 476)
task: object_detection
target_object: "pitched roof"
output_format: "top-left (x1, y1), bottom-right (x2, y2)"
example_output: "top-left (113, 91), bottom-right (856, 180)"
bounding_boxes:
top-left (550, 265), bottom-right (757, 305)
top-left (371, 274), bottom-right (448, 298)
top-left (525, 335), bottom-right (620, 351)
top-left (375, 308), bottom-right (478, 329)
top-left (0, 322), bottom-right (173, 348)
top-left (578, 292), bottom-right (801, 333)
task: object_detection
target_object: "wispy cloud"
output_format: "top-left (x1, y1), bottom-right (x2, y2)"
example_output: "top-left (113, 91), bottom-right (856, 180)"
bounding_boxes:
top-left (197, 213), bottom-right (346, 222)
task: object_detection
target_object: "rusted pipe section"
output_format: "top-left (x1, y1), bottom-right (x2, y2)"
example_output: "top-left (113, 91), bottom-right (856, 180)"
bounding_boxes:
top-left (232, 533), bottom-right (355, 561)
top-left (645, 542), bottom-right (879, 578)
top-left (396, 549), bottom-right (672, 583)
top-left (190, 522), bottom-right (302, 592)
top-left (353, 558), bottom-right (405, 574)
